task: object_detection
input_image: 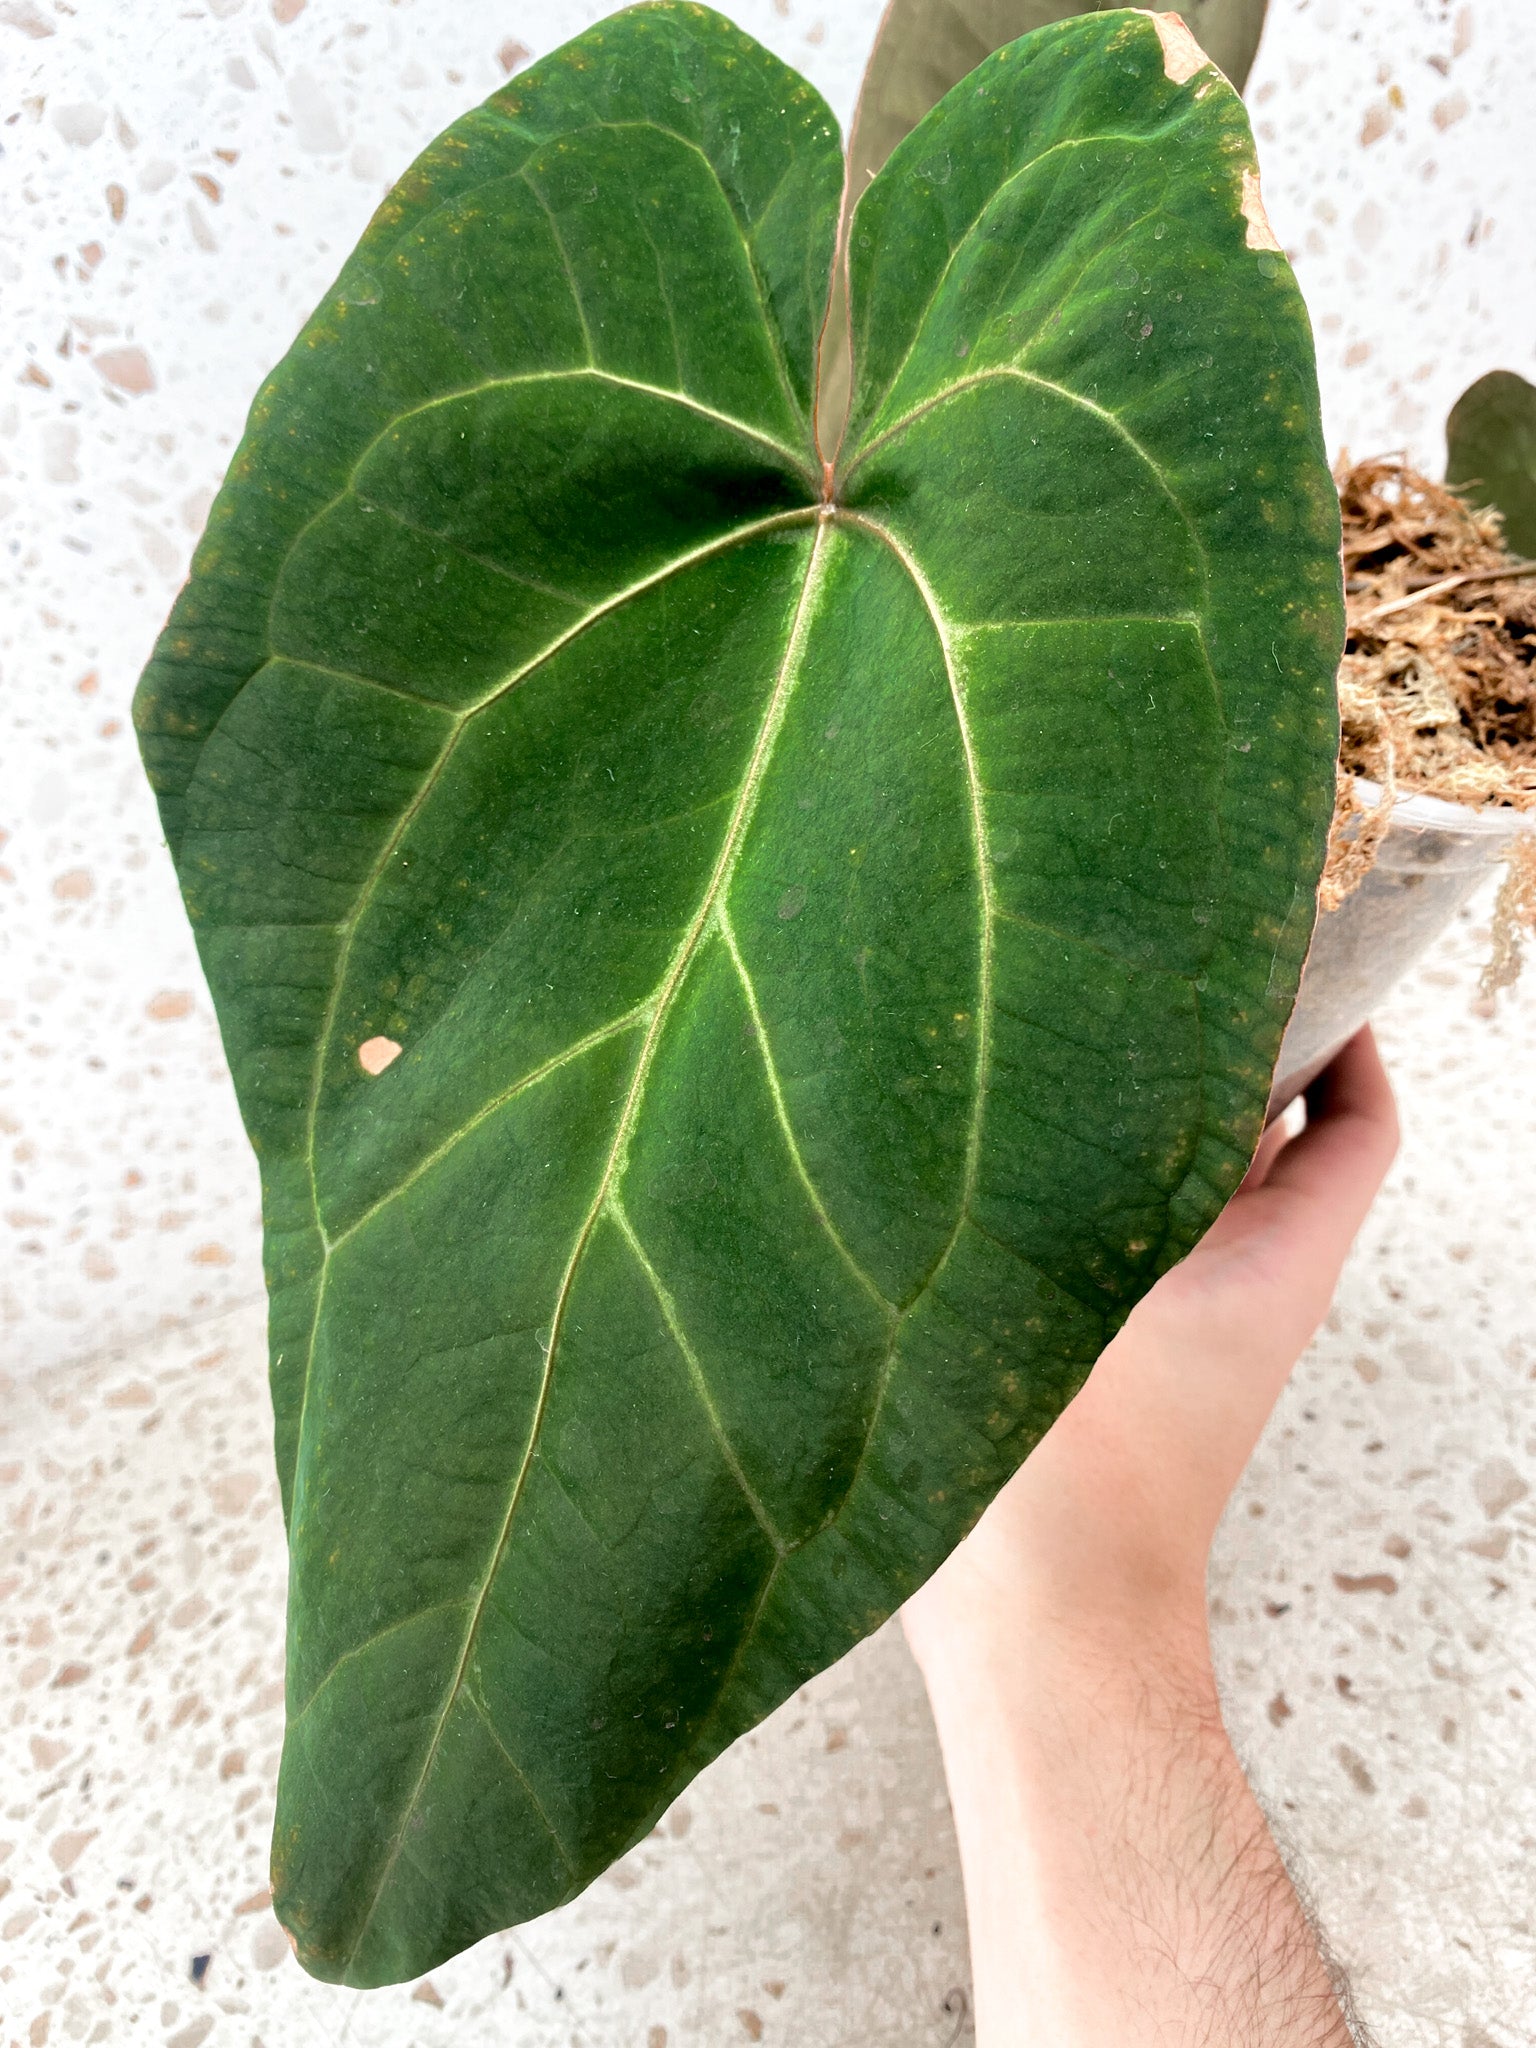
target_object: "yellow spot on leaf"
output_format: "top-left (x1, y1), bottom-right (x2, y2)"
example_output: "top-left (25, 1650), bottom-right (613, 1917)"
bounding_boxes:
top-left (1152, 12), bottom-right (1207, 84)
top-left (1241, 167), bottom-right (1282, 252)
top-left (359, 1035), bottom-right (402, 1075)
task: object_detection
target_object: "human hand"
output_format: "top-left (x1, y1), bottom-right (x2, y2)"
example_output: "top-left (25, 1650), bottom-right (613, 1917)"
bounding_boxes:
top-left (906, 1025), bottom-right (1400, 1669)
top-left (903, 1028), bottom-right (1399, 2048)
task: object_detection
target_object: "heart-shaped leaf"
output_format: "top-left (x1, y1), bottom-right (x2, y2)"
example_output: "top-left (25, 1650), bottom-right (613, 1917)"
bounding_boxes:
top-left (1446, 368), bottom-right (1536, 558)
top-left (134, 2), bottom-right (1340, 1986)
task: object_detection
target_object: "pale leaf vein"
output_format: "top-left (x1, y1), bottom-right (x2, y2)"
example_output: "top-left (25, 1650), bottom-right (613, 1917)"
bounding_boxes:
top-left (338, 522), bottom-right (831, 1967)
top-left (716, 903), bottom-right (892, 1314)
top-left (607, 1197), bottom-right (788, 1557)
top-left (465, 1692), bottom-right (581, 1882)
top-left (847, 128), bottom-right (1165, 440)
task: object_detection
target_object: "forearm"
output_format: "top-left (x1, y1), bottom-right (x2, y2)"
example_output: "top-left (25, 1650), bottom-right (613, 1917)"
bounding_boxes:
top-left (919, 1609), bottom-right (1355, 2048)
top-left (905, 1036), bottom-right (1397, 2045)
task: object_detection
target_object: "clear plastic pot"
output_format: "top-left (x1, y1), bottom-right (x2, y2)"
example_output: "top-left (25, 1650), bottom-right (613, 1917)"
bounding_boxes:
top-left (1269, 778), bottom-right (1534, 1117)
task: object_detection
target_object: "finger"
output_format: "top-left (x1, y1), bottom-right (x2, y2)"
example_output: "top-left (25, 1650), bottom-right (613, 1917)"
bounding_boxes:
top-left (1237, 1109), bottom-right (1297, 1193)
top-left (1302, 1022), bottom-right (1398, 1129)
top-left (1259, 1027), bottom-right (1399, 1228)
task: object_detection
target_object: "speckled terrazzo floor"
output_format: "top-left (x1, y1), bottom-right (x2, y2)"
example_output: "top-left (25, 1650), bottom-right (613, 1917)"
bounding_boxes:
top-left (5, 1), bottom-right (1536, 2041)
top-left (3, 890), bottom-right (1534, 2048)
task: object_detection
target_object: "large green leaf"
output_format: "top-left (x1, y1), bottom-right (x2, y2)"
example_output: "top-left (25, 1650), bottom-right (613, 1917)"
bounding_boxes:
top-left (1446, 368), bottom-right (1536, 557)
top-left (134, 1), bottom-right (1340, 1987)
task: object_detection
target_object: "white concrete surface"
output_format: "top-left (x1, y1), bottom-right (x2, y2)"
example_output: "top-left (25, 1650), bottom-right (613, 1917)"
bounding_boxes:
top-left (3, 900), bottom-right (1533, 2046)
top-left (3, 2), bottom-right (1535, 2043)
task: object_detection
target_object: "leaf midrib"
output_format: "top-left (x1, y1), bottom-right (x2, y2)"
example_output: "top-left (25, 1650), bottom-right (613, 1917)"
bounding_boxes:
top-left (339, 506), bottom-right (1009, 1965)
top-left (281, 503), bottom-right (820, 1546)
top-left (338, 518), bottom-right (835, 1969)
top-left (297, 505), bottom-right (821, 1258)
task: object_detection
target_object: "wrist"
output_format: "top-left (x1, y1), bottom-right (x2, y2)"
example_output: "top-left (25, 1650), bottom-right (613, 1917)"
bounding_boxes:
top-left (910, 1581), bottom-right (1221, 1783)
top-left (908, 1591), bottom-right (1351, 2048)
top-left (905, 1494), bottom-right (1216, 1725)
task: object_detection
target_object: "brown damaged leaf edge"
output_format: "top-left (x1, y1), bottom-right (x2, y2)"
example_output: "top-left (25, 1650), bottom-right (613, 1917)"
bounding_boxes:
top-left (133, 3), bottom-right (1340, 1984)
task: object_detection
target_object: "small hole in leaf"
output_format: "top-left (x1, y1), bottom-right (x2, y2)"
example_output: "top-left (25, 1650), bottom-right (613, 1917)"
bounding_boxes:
top-left (358, 1036), bottom-right (402, 1075)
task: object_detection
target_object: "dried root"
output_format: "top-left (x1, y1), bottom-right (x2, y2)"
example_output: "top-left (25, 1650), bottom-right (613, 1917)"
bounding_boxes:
top-left (1481, 835), bottom-right (1536, 1001)
top-left (1322, 456), bottom-right (1536, 987)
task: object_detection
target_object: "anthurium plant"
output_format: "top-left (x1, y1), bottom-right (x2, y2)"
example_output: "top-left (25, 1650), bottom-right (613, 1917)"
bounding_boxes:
top-left (134, 1), bottom-right (1340, 1985)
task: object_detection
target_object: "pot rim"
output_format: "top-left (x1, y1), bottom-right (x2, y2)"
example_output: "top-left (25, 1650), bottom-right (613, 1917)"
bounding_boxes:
top-left (1352, 773), bottom-right (1536, 842)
